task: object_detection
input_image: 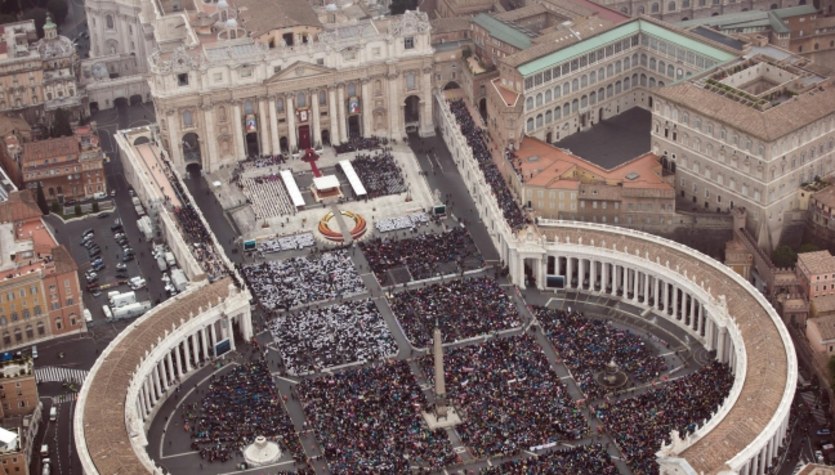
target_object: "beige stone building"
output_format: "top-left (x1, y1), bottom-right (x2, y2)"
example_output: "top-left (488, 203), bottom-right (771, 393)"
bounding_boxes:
top-left (0, 356), bottom-right (40, 475)
top-left (140, 1), bottom-right (434, 173)
top-left (652, 49), bottom-right (835, 249)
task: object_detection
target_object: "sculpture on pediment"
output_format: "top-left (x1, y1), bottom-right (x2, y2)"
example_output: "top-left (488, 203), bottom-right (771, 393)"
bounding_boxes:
top-left (392, 10), bottom-right (429, 38)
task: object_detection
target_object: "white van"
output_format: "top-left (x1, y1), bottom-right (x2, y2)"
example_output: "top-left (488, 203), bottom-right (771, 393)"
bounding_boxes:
top-left (31, 345), bottom-right (38, 359)
top-left (40, 444), bottom-right (48, 457)
top-left (83, 308), bottom-right (93, 323)
top-left (48, 406), bottom-right (57, 422)
top-left (102, 305), bottom-right (113, 320)
top-left (128, 276), bottom-right (146, 290)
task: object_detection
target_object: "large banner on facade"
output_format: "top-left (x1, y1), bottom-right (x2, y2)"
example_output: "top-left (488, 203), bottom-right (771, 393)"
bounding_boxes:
top-left (348, 96), bottom-right (361, 115)
top-left (245, 114), bottom-right (257, 133)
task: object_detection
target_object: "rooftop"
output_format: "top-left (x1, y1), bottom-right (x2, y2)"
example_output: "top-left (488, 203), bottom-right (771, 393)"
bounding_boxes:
top-left (797, 250), bottom-right (835, 276)
top-left (811, 296), bottom-right (835, 321)
top-left (552, 107), bottom-right (651, 169)
top-left (0, 190), bottom-right (42, 224)
top-left (21, 136), bottom-right (80, 164)
top-left (812, 186), bottom-right (835, 208)
top-left (235, 0), bottom-right (322, 37)
top-left (515, 137), bottom-right (671, 191)
top-left (81, 279), bottom-right (232, 475)
top-left (473, 13), bottom-right (534, 50)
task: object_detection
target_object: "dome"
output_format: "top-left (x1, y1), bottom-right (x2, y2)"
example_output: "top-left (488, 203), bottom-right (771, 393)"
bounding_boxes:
top-left (225, 18), bottom-right (237, 29)
top-left (217, 0), bottom-right (229, 9)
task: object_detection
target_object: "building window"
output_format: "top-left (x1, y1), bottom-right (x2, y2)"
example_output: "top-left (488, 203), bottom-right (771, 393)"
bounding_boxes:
top-left (37, 323), bottom-right (44, 335)
top-left (276, 98), bottom-right (284, 113)
top-left (177, 73), bottom-right (189, 86)
top-left (319, 90), bottom-right (327, 106)
top-left (182, 110), bottom-right (193, 128)
top-left (33, 306), bottom-right (41, 316)
top-left (404, 37), bottom-right (415, 49)
top-left (296, 93), bottom-right (306, 108)
top-left (406, 72), bottom-right (417, 91)
top-left (106, 15), bottom-right (114, 30)
top-left (55, 318), bottom-right (62, 330)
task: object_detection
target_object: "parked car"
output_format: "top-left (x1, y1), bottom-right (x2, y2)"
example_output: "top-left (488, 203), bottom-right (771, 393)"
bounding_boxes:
top-left (82, 228), bottom-right (94, 238)
top-left (817, 428), bottom-right (832, 436)
top-left (88, 249), bottom-right (102, 259)
top-left (116, 262), bottom-right (127, 271)
top-left (121, 254), bottom-right (135, 262)
top-left (111, 220), bottom-right (123, 232)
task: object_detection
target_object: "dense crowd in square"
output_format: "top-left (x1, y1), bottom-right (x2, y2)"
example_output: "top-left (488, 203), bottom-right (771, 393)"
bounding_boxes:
top-left (534, 306), bottom-right (668, 400)
top-left (173, 203), bottom-right (228, 282)
top-left (374, 212), bottom-right (429, 233)
top-left (242, 249), bottom-right (365, 310)
top-left (480, 444), bottom-right (618, 474)
top-left (334, 136), bottom-right (385, 154)
top-left (421, 336), bottom-right (587, 458)
top-left (268, 299), bottom-right (397, 375)
top-left (594, 361), bottom-right (734, 474)
top-left (448, 99), bottom-right (527, 230)
top-left (239, 173), bottom-right (297, 219)
top-left (298, 361), bottom-right (458, 473)
top-left (257, 232), bottom-right (316, 254)
top-left (182, 358), bottom-right (303, 464)
top-left (350, 149), bottom-right (407, 198)
top-left (360, 228), bottom-right (483, 282)
top-left (388, 277), bottom-right (522, 347)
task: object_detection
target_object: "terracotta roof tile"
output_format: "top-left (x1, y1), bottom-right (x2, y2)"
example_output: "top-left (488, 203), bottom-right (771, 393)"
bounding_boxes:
top-left (0, 190), bottom-right (41, 223)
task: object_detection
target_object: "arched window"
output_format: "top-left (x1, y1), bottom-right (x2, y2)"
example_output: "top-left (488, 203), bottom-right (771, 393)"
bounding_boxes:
top-left (658, 61), bottom-right (666, 74)
top-left (319, 90), bottom-right (327, 105)
top-left (536, 93), bottom-right (543, 107)
top-left (553, 86), bottom-right (561, 98)
top-left (536, 114), bottom-right (543, 128)
top-left (554, 106), bottom-right (562, 119)
top-left (563, 103), bottom-right (570, 117)
top-left (545, 110), bottom-right (552, 123)
top-left (581, 95), bottom-right (588, 108)
top-left (526, 118), bottom-right (534, 132)
top-left (572, 79), bottom-right (579, 92)
top-left (667, 64), bottom-right (675, 77)
top-left (0, 316), bottom-right (6, 326)
top-left (649, 77), bottom-right (657, 88)
top-left (563, 83), bottom-right (570, 96)
top-left (347, 82), bottom-right (357, 97)
top-left (590, 71), bottom-right (597, 84)
top-left (276, 98), bottom-right (284, 113)
top-left (526, 97), bottom-right (534, 110)
top-left (638, 5), bottom-right (646, 13)
top-left (624, 77), bottom-right (631, 90)
top-left (650, 58), bottom-right (656, 70)
top-left (668, 1), bottom-right (676, 10)
top-left (296, 93), bottom-right (307, 108)
top-left (571, 99), bottom-right (579, 113)
top-left (590, 91), bottom-right (597, 104)
top-left (651, 2), bottom-right (660, 12)
top-left (182, 110), bottom-right (193, 128)
top-left (106, 15), bottom-right (114, 30)
top-left (544, 89), bottom-right (552, 103)
top-left (22, 309), bottom-right (29, 320)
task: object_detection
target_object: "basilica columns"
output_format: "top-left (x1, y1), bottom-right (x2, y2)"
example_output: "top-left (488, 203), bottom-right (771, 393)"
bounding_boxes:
top-left (203, 106), bottom-right (218, 171)
top-left (268, 97), bottom-right (280, 155)
top-left (258, 99), bottom-right (271, 155)
top-left (329, 88), bottom-right (339, 146)
top-left (312, 91), bottom-right (322, 147)
top-left (337, 84), bottom-right (348, 143)
top-left (286, 95), bottom-right (297, 152)
top-left (232, 102), bottom-right (246, 158)
top-left (361, 80), bottom-right (372, 137)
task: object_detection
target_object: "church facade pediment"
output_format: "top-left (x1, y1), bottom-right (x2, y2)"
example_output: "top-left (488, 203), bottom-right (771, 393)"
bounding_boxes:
top-left (266, 61), bottom-right (335, 84)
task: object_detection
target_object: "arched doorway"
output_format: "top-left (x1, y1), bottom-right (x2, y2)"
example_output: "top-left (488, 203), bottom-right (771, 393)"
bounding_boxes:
top-left (322, 129), bottom-right (331, 146)
top-left (114, 97), bottom-right (128, 109)
top-left (479, 97), bottom-right (488, 120)
top-left (89, 102), bottom-right (99, 115)
top-left (443, 81), bottom-right (461, 91)
top-left (348, 116), bottom-right (361, 139)
top-left (279, 136), bottom-right (288, 153)
top-left (245, 132), bottom-right (259, 157)
top-left (186, 162), bottom-right (202, 178)
top-left (404, 95), bottom-right (420, 134)
top-left (133, 136), bottom-right (150, 146)
top-left (182, 132), bottom-right (201, 165)
top-left (129, 94), bottom-right (143, 106)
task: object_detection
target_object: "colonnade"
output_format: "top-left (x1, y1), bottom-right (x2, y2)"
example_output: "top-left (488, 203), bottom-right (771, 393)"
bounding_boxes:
top-left (135, 315), bottom-right (236, 422)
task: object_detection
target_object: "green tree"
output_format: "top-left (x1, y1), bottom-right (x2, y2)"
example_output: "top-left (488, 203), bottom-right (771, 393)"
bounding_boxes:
top-left (771, 244), bottom-right (797, 267)
top-left (50, 202), bottom-right (60, 214)
top-left (73, 203), bottom-right (81, 216)
top-left (51, 108), bottom-right (72, 138)
top-left (45, 0), bottom-right (67, 25)
top-left (92, 201), bottom-right (99, 213)
top-left (35, 182), bottom-right (49, 215)
top-left (390, 0), bottom-right (418, 15)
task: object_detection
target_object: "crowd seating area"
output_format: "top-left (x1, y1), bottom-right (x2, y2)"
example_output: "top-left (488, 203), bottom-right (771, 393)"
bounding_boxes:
top-left (374, 212), bottom-right (429, 233)
top-left (389, 277), bottom-right (521, 347)
top-left (334, 136), bottom-right (385, 154)
top-left (360, 228), bottom-right (483, 281)
top-left (350, 150), bottom-right (406, 198)
top-left (242, 249), bottom-right (365, 310)
top-left (257, 233), bottom-right (316, 254)
top-left (448, 99), bottom-right (526, 231)
top-left (535, 307), bottom-right (668, 400)
top-left (480, 444), bottom-right (618, 474)
top-left (173, 204), bottom-right (228, 282)
top-left (182, 359), bottom-right (303, 464)
top-left (239, 174), bottom-right (297, 219)
top-left (268, 299), bottom-right (397, 375)
top-left (594, 361), bottom-right (734, 474)
top-left (298, 361), bottom-right (458, 472)
top-left (421, 336), bottom-right (587, 458)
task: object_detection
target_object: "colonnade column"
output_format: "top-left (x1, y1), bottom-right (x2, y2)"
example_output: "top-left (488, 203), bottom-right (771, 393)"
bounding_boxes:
top-left (228, 318), bottom-right (237, 351)
top-left (167, 111), bottom-right (182, 166)
top-left (361, 80), bottom-right (372, 137)
top-left (143, 379), bottom-right (153, 414)
top-left (153, 365), bottom-right (163, 398)
top-left (268, 96), bottom-right (280, 155)
top-left (165, 353), bottom-right (175, 384)
top-left (337, 84), bottom-right (348, 143)
top-left (387, 73), bottom-right (401, 138)
top-left (232, 102), bottom-right (246, 159)
top-left (312, 91), bottom-right (322, 147)
top-left (329, 88), bottom-right (339, 146)
top-left (654, 278), bottom-right (662, 310)
top-left (590, 260), bottom-right (598, 291)
top-left (202, 105), bottom-right (218, 171)
top-left (174, 343), bottom-right (185, 376)
top-left (420, 66), bottom-right (433, 136)
top-left (644, 273), bottom-right (651, 304)
top-left (579, 259), bottom-right (586, 289)
top-left (566, 258), bottom-right (574, 288)
top-left (671, 286), bottom-right (679, 318)
top-left (258, 99), bottom-right (271, 155)
top-left (286, 95), bottom-right (297, 152)
top-left (201, 327), bottom-right (210, 359)
top-left (632, 271), bottom-right (639, 301)
top-left (602, 263), bottom-right (609, 291)
top-left (716, 326), bottom-right (727, 362)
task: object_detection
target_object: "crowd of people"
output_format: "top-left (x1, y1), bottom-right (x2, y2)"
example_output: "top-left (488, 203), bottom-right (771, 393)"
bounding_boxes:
top-left (334, 136), bottom-right (385, 154)
top-left (448, 99), bottom-right (527, 231)
top-left (349, 149), bottom-right (407, 198)
top-left (242, 249), bottom-right (365, 310)
top-left (239, 173), bottom-right (298, 219)
top-left (173, 203), bottom-right (228, 282)
top-left (298, 361), bottom-right (458, 472)
top-left (480, 444), bottom-right (618, 474)
top-left (268, 299), bottom-right (398, 375)
top-left (594, 361), bottom-right (734, 474)
top-left (374, 212), bottom-right (429, 233)
top-left (389, 277), bottom-right (522, 347)
top-left (257, 232), bottom-right (316, 254)
top-left (421, 336), bottom-right (587, 458)
top-left (183, 358), bottom-right (303, 464)
top-left (360, 228), bottom-right (483, 282)
top-left (534, 306), bottom-right (668, 400)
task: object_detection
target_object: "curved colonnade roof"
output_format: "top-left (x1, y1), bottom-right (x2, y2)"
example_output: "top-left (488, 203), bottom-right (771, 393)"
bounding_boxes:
top-left (540, 224), bottom-right (791, 474)
top-left (80, 278), bottom-right (231, 474)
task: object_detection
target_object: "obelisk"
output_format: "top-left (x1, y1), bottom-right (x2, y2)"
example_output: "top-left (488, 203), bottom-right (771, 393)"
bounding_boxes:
top-left (423, 323), bottom-right (461, 428)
